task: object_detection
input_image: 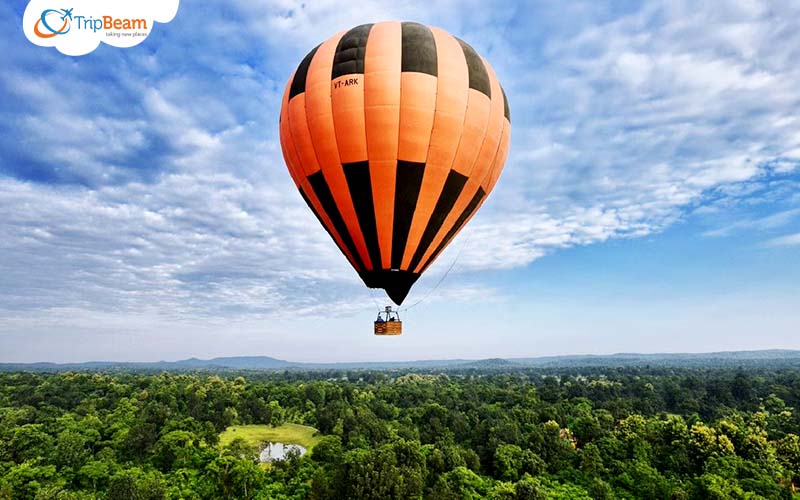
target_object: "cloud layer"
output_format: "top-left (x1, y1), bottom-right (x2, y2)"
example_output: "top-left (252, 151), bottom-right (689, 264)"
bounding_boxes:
top-left (1, 0), bottom-right (799, 358)
top-left (459, 0), bottom-right (800, 269)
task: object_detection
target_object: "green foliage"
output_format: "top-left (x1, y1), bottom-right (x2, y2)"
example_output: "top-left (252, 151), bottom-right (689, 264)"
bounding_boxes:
top-left (429, 466), bottom-right (489, 499)
top-left (0, 367), bottom-right (798, 499)
top-left (310, 436), bottom-right (342, 464)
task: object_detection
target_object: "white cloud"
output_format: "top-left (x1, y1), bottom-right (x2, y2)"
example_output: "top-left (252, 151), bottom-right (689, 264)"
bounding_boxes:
top-left (763, 233), bottom-right (800, 248)
top-left (447, 0), bottom-right (800, 272)
top-left (703, 208), bottom-right (800, 237)
top-left (0, 173), bottom-right (363, 318)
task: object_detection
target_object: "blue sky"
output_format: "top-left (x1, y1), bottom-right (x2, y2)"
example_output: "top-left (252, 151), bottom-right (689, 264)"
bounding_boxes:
top-left (1, 0), bottom-right (798, 363)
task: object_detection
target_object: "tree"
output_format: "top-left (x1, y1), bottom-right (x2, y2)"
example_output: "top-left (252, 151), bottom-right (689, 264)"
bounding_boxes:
top-left (494, 444), bottom-right (524, 482)
top-left (107, 468), bottom-right (166, 500)
top-left (311, 436), bottom-right (343, 465)
top-left (54, 431), bottom-right (89, 471)
top-left (513, 476), bottom-right (545, 500)
top-left (152, 430), bottom-right (200, 471)
top-left (689, 423), bottom-right (735, 467)
top-left (267, 401), bottom-right (285, 426)
top-left (222, 436), bottom-right (256, 460)
top-left (3, 462), bottom-right (57, 499)
top-left (10, 424), bottom-right (53, 463)
top-left (776, 433), bottom-right (800, 485)
top-left (230, 458), bottom-right (264, 500)
top-left (78, 460), bottom-right (108, 492)
top-left (428, 467), bottom-right (489, 500)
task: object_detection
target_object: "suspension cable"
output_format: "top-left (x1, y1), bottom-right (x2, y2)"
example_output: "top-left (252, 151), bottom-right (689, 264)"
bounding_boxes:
top-left (400, 227), bottom-right (474, 312)
top-left (367, 285), bottom-right (382, 314)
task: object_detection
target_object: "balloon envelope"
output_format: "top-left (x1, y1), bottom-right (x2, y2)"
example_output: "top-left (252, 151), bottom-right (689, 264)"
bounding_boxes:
top-left (279, 21), bottom-right (510, 304)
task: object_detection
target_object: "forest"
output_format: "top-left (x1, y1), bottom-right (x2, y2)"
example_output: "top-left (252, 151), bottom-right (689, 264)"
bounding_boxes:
top-left (1, 366), bottom-right (799, 499)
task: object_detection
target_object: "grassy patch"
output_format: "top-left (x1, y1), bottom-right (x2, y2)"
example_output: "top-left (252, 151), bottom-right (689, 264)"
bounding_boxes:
top-left (219, 423), bottom-right (322, 451)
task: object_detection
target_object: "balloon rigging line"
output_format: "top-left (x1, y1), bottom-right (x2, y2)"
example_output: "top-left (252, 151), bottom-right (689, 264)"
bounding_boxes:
top-left (400, 227), bottom-right (474, 313)
top-left (367, 286), bottom-right (382, 314)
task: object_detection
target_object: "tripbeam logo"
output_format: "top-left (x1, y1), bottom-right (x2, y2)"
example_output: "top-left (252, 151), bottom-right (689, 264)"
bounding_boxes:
top-left (33, 8), bottom-right (74, 38)
top-left (23, 0), bottom-right (179, 56)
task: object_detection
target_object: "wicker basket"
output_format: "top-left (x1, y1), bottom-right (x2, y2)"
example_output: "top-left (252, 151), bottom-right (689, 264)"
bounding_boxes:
top-left (374, 321), bottom-right (402, 335)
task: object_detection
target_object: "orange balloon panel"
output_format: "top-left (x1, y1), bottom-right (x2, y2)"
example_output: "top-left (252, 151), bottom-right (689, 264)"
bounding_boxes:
top-left (279, 21), bottom-right (511, 304)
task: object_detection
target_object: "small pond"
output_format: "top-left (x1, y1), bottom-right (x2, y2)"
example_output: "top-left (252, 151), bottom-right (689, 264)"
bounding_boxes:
top-left (259, 442), bottom-right (307, 462)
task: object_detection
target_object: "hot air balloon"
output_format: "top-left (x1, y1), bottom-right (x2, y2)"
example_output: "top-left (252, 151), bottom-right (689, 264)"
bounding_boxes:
top-left (279, 22), bottom-right (510, 333)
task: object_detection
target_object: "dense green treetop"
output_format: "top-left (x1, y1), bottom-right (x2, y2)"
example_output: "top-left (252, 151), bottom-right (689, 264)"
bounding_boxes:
top-left (0, 367), bottom-right (798, 499)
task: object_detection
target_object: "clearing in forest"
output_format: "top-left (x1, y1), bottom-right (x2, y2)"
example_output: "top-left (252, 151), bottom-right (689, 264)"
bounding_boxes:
top-left (219, 423), bottom-right (322, 451)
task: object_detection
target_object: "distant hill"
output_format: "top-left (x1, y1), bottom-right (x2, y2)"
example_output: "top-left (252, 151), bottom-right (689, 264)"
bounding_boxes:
top-left (457, 358), bottom-right (521, 369)
top-left (0, 356), bottom-right (295, 372)
top-left (1, 350), bottom-right (799, 372)
top-left (512, 349), bottom-right (800, 368)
